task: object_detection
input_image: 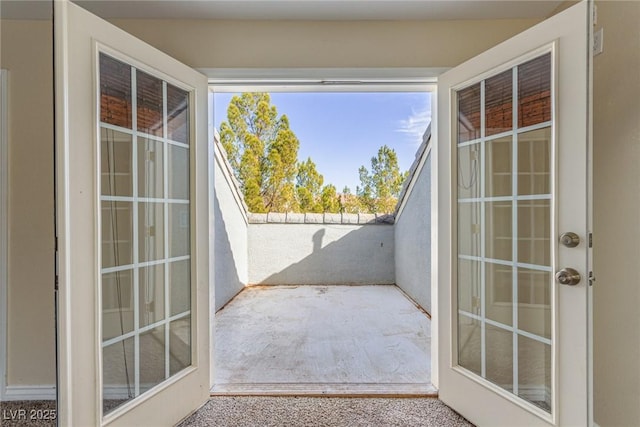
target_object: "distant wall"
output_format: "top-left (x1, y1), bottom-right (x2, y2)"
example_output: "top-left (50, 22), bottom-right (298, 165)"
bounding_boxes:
top-left (395, 152), bottom-right (431, 313)
top-left (213, 148), bottom-right (248, 311)
top-left (248, 223), bottom-right (395, 285)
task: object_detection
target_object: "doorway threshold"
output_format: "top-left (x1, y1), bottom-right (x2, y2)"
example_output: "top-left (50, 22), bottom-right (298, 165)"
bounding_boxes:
top-left (211, 382), bottom-right (437, 397)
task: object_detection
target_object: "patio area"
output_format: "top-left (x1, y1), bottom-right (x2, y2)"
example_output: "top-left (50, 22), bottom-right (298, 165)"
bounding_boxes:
top-left (212, 285), bottom-right (435, 396)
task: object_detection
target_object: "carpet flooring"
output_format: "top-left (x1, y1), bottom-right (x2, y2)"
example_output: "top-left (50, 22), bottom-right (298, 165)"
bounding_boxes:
top-left (178, 396), bottom-right (474, 427)
top-left (0, 401), bottom-right (56, 427)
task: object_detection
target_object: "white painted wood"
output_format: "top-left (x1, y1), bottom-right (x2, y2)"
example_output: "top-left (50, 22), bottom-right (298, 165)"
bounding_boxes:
top-left (54, 1), bottom-right (210, 425)
top-left (4, 385), bottom-right (57, 401)
top-left (436, 2), bottom-right (590, 425)
top-left (0, 69), bottom-right (8, 401)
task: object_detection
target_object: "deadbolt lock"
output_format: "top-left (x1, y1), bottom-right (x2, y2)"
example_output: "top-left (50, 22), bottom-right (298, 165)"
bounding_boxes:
top-left (555, 268), bottom-right (581, 286)
top-left (559, 232), bottom-right (580, 248)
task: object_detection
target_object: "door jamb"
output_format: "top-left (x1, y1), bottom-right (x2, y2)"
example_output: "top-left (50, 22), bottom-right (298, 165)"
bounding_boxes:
top-left (0, 69), bottom-right (9, 401)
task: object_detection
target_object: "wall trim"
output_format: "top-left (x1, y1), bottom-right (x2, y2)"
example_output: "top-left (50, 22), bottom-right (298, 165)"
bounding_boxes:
top-left (0, 69), bottom-right (9, 401)
top-left (4, 385), bottom-right (57, 401)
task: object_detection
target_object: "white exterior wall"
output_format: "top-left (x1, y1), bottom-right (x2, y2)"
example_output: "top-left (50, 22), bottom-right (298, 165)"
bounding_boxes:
top-left (395, 153), bottom-right (431, 313)
top-left (248, 223), bottom-right (395, 285)
top-left (213, 153), bottom-right (249, 311)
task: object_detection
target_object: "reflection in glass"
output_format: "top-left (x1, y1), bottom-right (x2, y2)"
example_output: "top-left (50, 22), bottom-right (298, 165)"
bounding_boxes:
top-left (102, 338), bottom-right (135, 413)
top-left (101, 128), bottom-right (132, 197)
top-left (457, 202), bottom-right (481, 258)
top-left (140, 326), bottom-right (166, 393)
top-left (485, 136), bottom-right (512, 197)
top-left (518, 200), bottom-right (551, 266)
top-left (168, 145), bottom-right (189, 200)
top-left (457, 143), bottom-right (480, 199)
top-left (100, 53), bottom-right (132, 129)
top-left (485, 263), bottom-right (512, 325)
top-left (169, 204), bottom-right (190, 258)
top-left (139, 265), bottom-right (165, 327)
top-left (138, 137), bottom-right (164, 198)
top-left (518, 268), bottom-right (552, 339)
top-left (101, 201), bottom-right (133, 268)
top-left (518, 53), bottom-right (551, 128)
top-left (169, 260), bottom-right (190, 316)
top-left (458, 258), bottom-right (480, 314)
top-left (518, 336), bottom-right (552, 412)
top-left (138, 202), bottom-right (164, 262)
top-left (485, 69), bottom-right (513, 136)
top-left (137, 70), bottom-right (164, 136)
top-left (458, 314), bottom-right (481, 376)
top-left (102, 270), bottom-right (134, 341)
top-left (167, 84), bottom-right (189, 144)
top-left (458, 83), bottom-right (481, 143)
top-left (485, 201), bottom-right (512, 261)
top-left (518, 127), bottom-right (551, 196)
top-left (170, 317), bottom-right (191, 375)
top-left (486, 324), bottom-right (513, 389)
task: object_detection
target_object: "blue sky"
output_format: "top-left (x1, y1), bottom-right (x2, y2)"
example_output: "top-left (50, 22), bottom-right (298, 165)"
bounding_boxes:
top-left (213, 92), bottom-right (431, 192)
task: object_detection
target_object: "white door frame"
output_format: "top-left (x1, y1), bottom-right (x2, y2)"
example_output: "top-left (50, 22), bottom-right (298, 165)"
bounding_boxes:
top-left (0, 69), bottom-right (8, 401)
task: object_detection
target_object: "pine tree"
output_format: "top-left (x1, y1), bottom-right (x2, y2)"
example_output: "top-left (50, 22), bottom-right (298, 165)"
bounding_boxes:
top-left (296, 157), bottom-right (324, 213)
top-left (219, 93), bottom-right (300, 212)
top-left (356, 145), bottom-right (408, 214)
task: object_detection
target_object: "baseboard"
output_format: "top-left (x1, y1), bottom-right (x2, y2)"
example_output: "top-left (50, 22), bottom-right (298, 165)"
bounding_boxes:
top-left (3, 385), bottom-right (56, 401)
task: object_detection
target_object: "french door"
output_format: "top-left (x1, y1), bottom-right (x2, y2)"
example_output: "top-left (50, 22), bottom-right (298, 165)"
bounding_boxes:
top-left (54, 1), bottom-right (210, 425)
top-left (436, 2), bottom-right (591, 425)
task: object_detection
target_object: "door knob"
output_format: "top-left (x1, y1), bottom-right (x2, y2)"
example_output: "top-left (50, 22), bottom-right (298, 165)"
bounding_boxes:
top-left (555, 268), bottom-right (581, 286)
top-left (559, 232), bottom-right (580, 248)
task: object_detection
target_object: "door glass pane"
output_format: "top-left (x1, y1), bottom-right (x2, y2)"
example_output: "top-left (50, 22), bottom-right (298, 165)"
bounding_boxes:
top-left (457, 202), bottom-right (481, 257)
top-left (457, 143), bottom-right (481, 199)
top-left (99, 54), bottom-right (192, 416)
top-left (138, 137), bottom-right (164, 198)
top-left (102, 338), bottom-right (135, 413)
top-left (518, 53), bottom-right (551, 128)
top-left (486, 324), bottom-right (513, 390)
top-left (458, 83), bottom-right (481, 143)
top-left (518, 128), bottom-right (551, 195)
top-left (485, 69), bottom-right (513, 136)
top-left (137, 70), bottom-right (164, 136)
top-left (485, 136), bottom-right (512, 197)
top-left (101, 129), bottom-right (132, 197)
top-left (100, 53), bottom-right (132, 129)
top-left (485, 201), bottom-right (512, 261)
top-left (518, 335), bottom-right (552, 412)
top-left (140, 325), bottom-right (166, 393)
top-left (456, 52), bottom-right (553, 414)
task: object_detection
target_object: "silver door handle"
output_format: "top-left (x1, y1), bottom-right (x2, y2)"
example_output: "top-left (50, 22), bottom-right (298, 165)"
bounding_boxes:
top-left (555, 268), bottom-right (581, 286)
top-left (559, 232), bottom-right (580, 248)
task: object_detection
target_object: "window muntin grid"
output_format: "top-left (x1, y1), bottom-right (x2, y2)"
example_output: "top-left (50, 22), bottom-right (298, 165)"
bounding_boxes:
top-left (456, 52), bottom-right (553, 413)
top-left (99, 53), bottom-right (191, 415)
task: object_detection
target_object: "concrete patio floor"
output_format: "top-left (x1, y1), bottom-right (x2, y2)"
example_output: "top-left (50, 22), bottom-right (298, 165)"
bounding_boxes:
top-left (212, 285), bottom-right (436, 396)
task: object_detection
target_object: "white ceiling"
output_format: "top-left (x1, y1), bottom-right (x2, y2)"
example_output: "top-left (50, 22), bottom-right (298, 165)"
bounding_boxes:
top-left (73, 0), bottom-right (564, 21)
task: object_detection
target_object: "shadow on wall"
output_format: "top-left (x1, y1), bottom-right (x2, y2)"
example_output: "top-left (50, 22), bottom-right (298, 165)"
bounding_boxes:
top-left (214, 192), bottom-right (244, 311)
top-left (251, 224), bottom-right (395, 285)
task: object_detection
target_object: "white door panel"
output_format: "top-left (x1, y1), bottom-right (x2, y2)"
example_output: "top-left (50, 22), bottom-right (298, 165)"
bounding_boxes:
top-left (436, 2), bottom-right (590, 425)
top-left (54, 1), bottom-right (210, 425)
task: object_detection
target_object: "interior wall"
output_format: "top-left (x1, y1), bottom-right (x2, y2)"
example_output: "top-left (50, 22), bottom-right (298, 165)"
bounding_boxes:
top-left (0, 20), bottom-right (56, 393)
top-left (213, 151), bottom-right (248, 311)
top-left (592, 2), bottom-right (640, 426)
top-left (108, 18), bottom-right (540, 69)
top-left (395, 153), bottom-right (432, 312)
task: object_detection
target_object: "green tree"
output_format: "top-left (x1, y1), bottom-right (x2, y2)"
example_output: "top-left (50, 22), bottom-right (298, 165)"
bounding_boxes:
top-left (296, 157), bottom-right (324, 213)
top-left (219, 93), bottom-right (300, 212)
top-left (356, 145), bottom-right (408, 214)
top-left (321, 184), bottom-right (340, 213)
top-left (339, 186), bottom-right (364, 214)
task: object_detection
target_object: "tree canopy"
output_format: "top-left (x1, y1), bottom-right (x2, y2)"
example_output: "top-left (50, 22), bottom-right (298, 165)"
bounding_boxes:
top-left (218, 93), bottom-right (408, 214)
